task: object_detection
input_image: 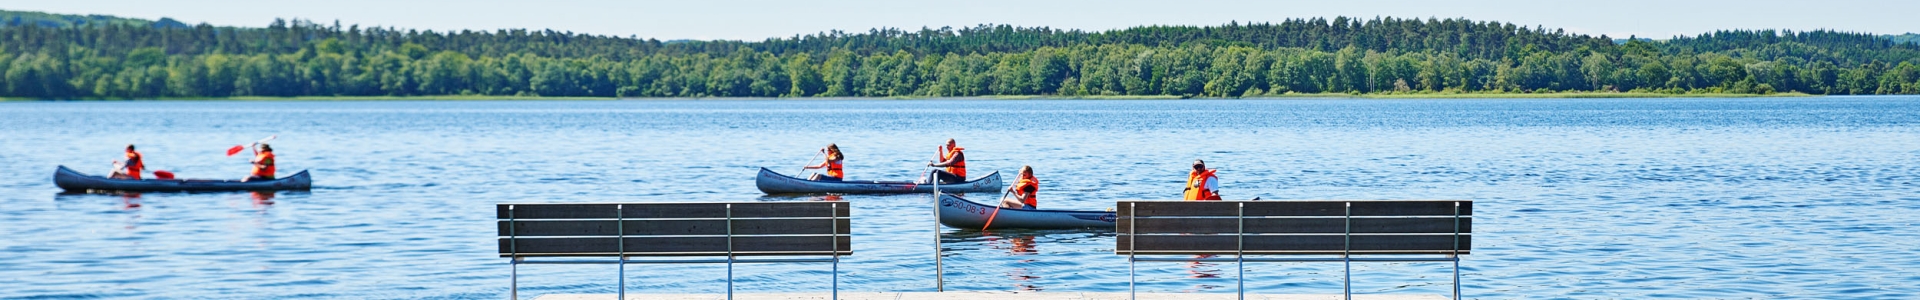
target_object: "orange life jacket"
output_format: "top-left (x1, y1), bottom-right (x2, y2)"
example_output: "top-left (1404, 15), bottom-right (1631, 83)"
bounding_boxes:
top-left (825, 159), bottom-right (844, 179)
top-left (252, 151), bottom-right (276, 178)
top-left (1014, 174), bottom-right (1039, 208)
top-left (1184, 169), bottom-right (1220, 201)
top-left (125, 151), bottom-right (144, 179)
top-left (940, 147), bottom-right (967, 178)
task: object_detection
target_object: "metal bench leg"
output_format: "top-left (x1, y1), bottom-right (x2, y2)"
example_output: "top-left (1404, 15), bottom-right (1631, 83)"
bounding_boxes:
top-left (833, 255), bottom-right (840, 300)
top-left (510, 258), bottom-right (518, 300)
top-left (1453, 256), bottom-right (1461, 300)
top-left (1343, 257), bottom-right (1351, 300)
top-left (1128, 257), bottom-right (1136, 300)
top-left (618, 257), bottom-right (626, 300)
top-left (727, 256), bottom-right (734, 300)
top-left (1237, 254), bottom-right (1245, 300)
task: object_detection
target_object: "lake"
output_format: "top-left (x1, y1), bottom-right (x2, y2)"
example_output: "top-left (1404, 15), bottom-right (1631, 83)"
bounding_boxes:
top-left (2, 97), bottom-right (1917, 299)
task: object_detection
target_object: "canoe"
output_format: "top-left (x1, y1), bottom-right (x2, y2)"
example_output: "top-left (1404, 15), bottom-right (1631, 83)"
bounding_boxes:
top-left (53, 165), bottom-right (313, 192)
top-left (755, 167), bottom-right (1002, 194)
top-left (936, 193), bottom-right (1116, 230)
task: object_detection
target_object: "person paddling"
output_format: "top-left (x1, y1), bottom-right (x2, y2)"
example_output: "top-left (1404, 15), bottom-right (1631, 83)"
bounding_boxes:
top-left (926, 139), bottom-right (967, 184)
top-left (1000, 166), bottom-right (1039, 209)
top-left (801, 144), bottom-right (845, 182)
top-left (244, 144), bottom-right (276, 182)
top-left (118, 144), bottom-right (145, 180)
top-left (1183, 159), bottom-right (1222, 201)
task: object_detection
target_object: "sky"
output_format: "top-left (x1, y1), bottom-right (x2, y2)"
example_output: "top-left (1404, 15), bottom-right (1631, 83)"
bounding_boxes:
top-left (2, 0), bottom-right (1916, 41)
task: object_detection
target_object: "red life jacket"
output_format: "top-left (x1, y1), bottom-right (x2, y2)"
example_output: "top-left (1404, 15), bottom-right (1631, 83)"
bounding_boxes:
top-left (1184, 169), bottom-right (1220, 201)
top-left (940, 147), bottom-right (967, 178)
top-left (125, 151), bottom-right (144, 179)
top-left (1014, 174), bottom-right (1039, 208)
top-left (252, 151), bottom-right (276, 178)
top-left (825, 159), bottom-right (844, 179)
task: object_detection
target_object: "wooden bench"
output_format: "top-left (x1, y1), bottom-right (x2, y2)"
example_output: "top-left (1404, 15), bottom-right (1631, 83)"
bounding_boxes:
top-left (497, 202), bottom-right (851, 300)
top-left (1116, 200), bottom-right (1471, 300)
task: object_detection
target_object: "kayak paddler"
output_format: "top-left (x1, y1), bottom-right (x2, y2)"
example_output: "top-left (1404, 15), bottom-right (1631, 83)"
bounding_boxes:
top-left (926, 139), bottom-right (967, 184)
top-left (801, 144), bottom-right (846, 182)
top-left (1183, 159), bottom-right (1222, 201)
top-left (244, 144), bottom-right (275, 182)
top-left (999, 165), bottom-right (1038, 209)
top-left (118, 144), bottom-right (145, 180)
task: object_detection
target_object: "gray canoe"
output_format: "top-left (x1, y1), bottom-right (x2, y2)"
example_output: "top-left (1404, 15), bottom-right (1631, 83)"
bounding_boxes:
top-left (755, 167), bottom-right (1002, 194)
top-left (936, 193), bottom-right (1116, 230)
top-left (54, 165), bottom-right (313, 192)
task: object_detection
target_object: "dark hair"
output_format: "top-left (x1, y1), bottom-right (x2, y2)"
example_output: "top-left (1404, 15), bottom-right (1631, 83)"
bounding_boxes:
top-left (825, 144), bottom-right (842, 161)
top-left (127, 144), bottom-right (135, 151)
top-left (259, 144), bottom-right (273, 151)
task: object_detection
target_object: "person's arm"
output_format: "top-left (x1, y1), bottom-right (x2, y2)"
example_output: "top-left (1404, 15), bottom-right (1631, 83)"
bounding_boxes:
top-left (929, 152), bottom-right (962, 167)
top-left (802, 161), bottom-right (828, 169)
top-left (1204, 175), bottom-right (1220, 196)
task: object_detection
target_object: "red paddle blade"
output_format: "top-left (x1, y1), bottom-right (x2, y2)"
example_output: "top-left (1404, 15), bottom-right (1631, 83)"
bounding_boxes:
top-left (153, 170), bottom-right (175, 179)
top-left (226, 145), bottom-right (245, 156)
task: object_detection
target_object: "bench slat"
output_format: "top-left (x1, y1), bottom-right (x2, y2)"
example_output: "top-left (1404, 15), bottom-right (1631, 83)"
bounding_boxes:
top-left (1117, 234), bottom-right (1471, 254)
top-left (500, 236), bottom-right (853, 257)
top-left (496, 202), bottom-right (851, 219)
top-left (499, 218), bottom-right (851, 237)
top-left (1118, 217), bottom-right (1470, 234)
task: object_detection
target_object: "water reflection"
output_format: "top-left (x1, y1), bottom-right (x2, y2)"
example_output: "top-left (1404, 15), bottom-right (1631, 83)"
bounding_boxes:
top-left (995, 234), bottom-right (1041, 291)
top-left (250, 191), bottom-right (276, 206)
top-left (940, 230), bottom-right (1107, 292)
top-left (121, 192), bottom-right (144, 210)
top-left (1187, 254), bottom-right (1222, 279)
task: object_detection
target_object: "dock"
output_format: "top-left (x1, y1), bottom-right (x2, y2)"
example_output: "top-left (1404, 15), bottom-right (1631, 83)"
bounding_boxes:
top-left (532, 292), bottom-right (1449, 300)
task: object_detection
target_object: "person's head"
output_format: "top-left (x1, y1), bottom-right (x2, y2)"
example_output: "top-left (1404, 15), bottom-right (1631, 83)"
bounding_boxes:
top-left (1192, 159), bottom-right (1207, 172)
top-left (258, 144), bottom-right (272, 152)
top-left (126, 144), bottom-right (135, 151)
top-left (1019, 165), bottom-right (1034, 177)
top-left (825, 144), bottom-right (842, 159)
top-left (945, 138), bottom-right (957, 148)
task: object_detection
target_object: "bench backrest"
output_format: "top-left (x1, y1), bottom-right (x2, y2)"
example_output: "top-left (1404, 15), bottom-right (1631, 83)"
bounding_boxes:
top-left (497, 202), bottom-right (852, 257)
top-left (1116, 200), bottom-right (1471, 255)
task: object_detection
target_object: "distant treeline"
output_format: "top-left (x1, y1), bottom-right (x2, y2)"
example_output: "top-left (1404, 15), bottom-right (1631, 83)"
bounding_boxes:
top-left (3, 15), bottom-right (1919, 98)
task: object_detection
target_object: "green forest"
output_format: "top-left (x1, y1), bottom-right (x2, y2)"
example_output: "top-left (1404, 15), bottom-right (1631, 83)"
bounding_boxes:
top-left (4, 10), bottom-right (1920, 99)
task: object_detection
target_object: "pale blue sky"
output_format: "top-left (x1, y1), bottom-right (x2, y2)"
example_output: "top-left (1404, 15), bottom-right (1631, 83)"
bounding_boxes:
top-left (3, 0), bottom-right (1915, 40)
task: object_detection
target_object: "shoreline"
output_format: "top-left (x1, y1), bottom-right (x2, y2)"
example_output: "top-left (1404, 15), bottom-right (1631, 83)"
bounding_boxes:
top-left (0, 92), bottom-right (1823, 101)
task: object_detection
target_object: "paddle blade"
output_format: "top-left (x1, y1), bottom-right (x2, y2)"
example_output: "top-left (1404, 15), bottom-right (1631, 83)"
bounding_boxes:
top-left (153, 170), bottom-right (175, 179)
top-left (226, 145), bottom-right (245, 156)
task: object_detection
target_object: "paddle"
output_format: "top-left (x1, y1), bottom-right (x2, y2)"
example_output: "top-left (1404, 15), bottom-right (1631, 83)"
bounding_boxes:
top-left (796, 149), bottom-right (824, 177)
top-left (112, 160), bottom-right (172, 180)
top-left (226, 135), bottom-right (277, 157)
top-left (980, 187), bottom-right (1016, 230)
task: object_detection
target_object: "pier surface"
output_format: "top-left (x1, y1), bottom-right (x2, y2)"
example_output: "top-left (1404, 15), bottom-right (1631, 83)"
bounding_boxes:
top-left (532, 292), bottom-right (1448, 300)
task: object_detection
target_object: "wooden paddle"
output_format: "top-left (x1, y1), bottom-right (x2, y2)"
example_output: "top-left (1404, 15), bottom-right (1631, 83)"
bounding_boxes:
top-left (980, 187), bottom-right (1016, 230)
top-left (226, 135), bottom-right (277, 157)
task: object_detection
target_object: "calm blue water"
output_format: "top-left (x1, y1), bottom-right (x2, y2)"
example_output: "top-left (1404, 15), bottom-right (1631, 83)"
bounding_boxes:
top-left (2, 98), bottom-right (1917, 299)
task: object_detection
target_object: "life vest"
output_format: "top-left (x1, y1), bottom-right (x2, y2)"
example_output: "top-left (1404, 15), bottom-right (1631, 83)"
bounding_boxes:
top-left (252, 151), bottom-right (276, 178)
top-left (1014, 174), bottom-right (1039, 208)
top-left (825, 159), bottom-right (844, 179)
top-left (1184, 169), bottom-right (1220, 201)
top-left (940, 147), bottom-right (967, 178)
top-left (125, 151), bottom-right (144, 179)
